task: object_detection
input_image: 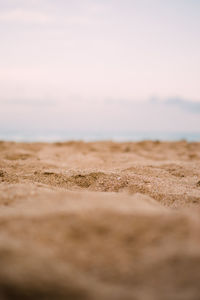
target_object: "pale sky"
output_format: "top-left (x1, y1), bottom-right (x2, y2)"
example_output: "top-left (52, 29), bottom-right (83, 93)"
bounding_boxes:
top-left (0, 0), bottom-right (200, 132)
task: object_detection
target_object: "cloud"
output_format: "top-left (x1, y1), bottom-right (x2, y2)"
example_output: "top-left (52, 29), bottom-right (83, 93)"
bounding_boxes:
top-left (0, 9), bottom-right (54, 24)
top-left (106, 97), bottom-right (200, 114)
top-left (164, 98), bottom-right (200, 113)
top-left (0, 99), bottom-right (56, 107)
top-left (0, 95), bottom-right (200, 133)
top-left (0, 8), bottom-right (102, 27)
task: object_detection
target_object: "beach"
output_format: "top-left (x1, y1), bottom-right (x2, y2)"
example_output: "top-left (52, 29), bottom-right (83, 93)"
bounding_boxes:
top-left (0, 140), bottom-right (200, 299)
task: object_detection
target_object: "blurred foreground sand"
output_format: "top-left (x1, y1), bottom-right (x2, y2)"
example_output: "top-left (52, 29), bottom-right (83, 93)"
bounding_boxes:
top-left (0, 140), bottom-right (200, 299)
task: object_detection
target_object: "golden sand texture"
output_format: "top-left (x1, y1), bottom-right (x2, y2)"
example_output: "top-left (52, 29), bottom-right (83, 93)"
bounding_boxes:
top-left (0, 140), bottom-right (200, 299)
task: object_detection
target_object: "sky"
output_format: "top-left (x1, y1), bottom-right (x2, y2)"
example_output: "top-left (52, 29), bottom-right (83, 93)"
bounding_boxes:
top-left (0, 0), bottom-right (200, 133)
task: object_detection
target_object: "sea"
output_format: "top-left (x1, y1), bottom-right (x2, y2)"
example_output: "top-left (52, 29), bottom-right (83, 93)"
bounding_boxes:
top-left (0, 130), bottom-right (200, 142)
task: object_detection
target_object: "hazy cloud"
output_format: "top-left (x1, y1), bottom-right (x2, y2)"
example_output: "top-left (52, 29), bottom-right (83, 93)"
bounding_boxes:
top-left (165, 98), bottom-right (200, 113)
top-left (0, 99), bottom-right (56, 107)
top-left (106, 97), bottom-right (200, 114)
top-left (0, 9), bottom-right (54, 24)
top-left (2, 96), bottom-right (200, 115)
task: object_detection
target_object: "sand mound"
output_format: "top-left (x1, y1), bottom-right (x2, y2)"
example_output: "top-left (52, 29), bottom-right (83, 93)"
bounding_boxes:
top-left (0, 141), bottom-right (200, 299)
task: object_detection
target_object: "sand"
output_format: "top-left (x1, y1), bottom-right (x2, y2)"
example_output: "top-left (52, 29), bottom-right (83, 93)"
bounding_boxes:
top-left (0, 140), bottom-right (200, 299)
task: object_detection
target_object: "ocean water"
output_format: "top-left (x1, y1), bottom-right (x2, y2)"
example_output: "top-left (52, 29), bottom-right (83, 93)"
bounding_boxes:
top-left (0, 130), bottom-right (200, 142)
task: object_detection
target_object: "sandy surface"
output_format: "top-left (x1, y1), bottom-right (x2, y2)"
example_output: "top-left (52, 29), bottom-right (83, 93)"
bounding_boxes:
top-left (0, 140), bottom-right (200, 299)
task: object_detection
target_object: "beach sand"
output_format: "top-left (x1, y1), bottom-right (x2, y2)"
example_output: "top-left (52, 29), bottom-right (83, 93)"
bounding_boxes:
top-left (0, 140), bottom-right (200, 299)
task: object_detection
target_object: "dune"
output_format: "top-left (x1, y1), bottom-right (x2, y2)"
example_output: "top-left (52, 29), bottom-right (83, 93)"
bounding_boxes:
top-left (0, 140), bottom-right (200, 299)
